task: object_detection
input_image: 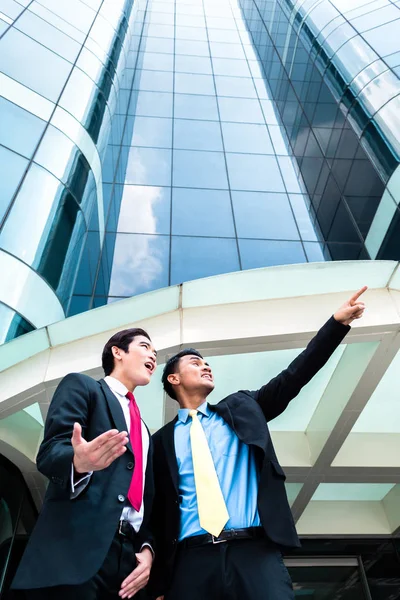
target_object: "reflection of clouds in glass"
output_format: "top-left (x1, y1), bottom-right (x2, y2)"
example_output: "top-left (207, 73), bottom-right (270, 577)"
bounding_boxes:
top-left (109, 233), bottom-right (169, 297)
top-left (117, 185), bottom-right (169, 234)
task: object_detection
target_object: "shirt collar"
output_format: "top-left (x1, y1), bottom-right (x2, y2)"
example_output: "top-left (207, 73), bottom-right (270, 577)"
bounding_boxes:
top-left (178, 400), bottom-right (210, 424)
top-left (104, 375), bottom-right (130, 399)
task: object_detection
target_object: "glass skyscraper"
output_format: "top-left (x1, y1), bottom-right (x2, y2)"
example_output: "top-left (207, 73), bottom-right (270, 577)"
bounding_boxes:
top-left (0, 0), bottom-right (399, 334)
top-left (2, 2), bottom-right (400, 596)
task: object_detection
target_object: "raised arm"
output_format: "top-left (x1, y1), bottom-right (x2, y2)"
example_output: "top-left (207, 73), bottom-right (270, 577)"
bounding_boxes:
top-left (253, 287), bottom-right (367, 422)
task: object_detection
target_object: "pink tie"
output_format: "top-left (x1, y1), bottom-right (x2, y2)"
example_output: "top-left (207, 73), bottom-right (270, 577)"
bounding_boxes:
top-left (126, 391), bottom-right (143, 512)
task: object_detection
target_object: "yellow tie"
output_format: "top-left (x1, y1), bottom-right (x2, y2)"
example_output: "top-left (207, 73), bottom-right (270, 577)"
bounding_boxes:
top-left (189, 409), bottom-right (229, 537)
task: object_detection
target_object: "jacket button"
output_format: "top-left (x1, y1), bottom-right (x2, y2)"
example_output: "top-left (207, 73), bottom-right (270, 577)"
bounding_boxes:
top-left (118, 494), bottom-right (125, 503)
top-left (127, 462), bottom-right (134, 470)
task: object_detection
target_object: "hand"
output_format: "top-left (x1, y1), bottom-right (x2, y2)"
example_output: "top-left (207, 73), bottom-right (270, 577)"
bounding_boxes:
top-left (119, 547), bottom-right (153, 598)
top-left (72, 423), bottom-right (129, 474)
top-left (333, 286), bottom-right (367, 326)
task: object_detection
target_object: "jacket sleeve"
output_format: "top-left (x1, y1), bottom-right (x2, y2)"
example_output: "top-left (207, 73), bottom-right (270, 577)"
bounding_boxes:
top-left (147, 434), bottom-right (168, 598)
top-left (252, 316), bottom-right (350, 422)
top-left (36, 373), bottom-right (93, 492)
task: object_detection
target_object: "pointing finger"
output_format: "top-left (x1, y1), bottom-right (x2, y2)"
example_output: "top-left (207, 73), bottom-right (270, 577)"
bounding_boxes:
top-left (349, 286), bottom-right (368, 305)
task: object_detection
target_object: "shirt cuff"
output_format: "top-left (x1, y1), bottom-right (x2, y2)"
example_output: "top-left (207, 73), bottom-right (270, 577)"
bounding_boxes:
top-left (70, 463), bottom-right (92, 495)
top-left (140, 543), bottom-right (154, 558)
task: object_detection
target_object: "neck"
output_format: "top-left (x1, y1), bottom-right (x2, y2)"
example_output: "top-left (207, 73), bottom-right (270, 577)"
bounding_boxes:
top-left (177, 390), bottom-right (208, 410)
top-left (108, 370), bottom-right (136, 393)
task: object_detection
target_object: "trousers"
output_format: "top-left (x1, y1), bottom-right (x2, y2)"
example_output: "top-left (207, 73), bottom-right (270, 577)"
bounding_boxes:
top-left (165, 538), bottom-right (294, 600)
top-left (25, 530), bottom-right (145, 600)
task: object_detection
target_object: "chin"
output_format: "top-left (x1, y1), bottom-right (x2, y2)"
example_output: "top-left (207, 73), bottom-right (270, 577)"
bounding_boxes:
top-left (203, 382), bottom-right (215, 394)
top-left (136, 373), bottom-right (151, 387)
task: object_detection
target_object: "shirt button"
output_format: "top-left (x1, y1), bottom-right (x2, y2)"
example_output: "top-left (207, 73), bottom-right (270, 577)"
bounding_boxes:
top-left (118, 494), bottom-right (125, 503)
top-left (127, 462), bottom-right (134, 470)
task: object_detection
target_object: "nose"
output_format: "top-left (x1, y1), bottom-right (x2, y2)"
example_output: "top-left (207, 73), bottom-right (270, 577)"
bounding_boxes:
top-left (202, 364), bottom-right (212, 374)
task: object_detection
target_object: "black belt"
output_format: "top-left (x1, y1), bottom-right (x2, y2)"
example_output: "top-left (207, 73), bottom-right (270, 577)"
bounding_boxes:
top-left (180, 527), bottom-right (265, 549)
top-left (117, 520), bottom-right (136, 543)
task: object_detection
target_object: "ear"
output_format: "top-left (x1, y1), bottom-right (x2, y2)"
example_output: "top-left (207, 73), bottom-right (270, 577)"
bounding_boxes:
top-left (167, 373), bottom-right (180, 387)
top-left (111, 345), bottom-right (123, 362)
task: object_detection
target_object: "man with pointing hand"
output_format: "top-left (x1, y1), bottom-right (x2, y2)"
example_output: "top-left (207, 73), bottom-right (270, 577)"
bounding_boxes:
top-left (149, 288), bottom-right (367, 600)
top-left (13, 328), bottom-right (157, 599)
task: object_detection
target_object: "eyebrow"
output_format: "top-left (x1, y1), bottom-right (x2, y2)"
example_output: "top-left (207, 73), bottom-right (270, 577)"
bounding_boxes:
top-left (189, 357), bottom-right (208, 366)
top-left (142, 340), bottom-right (157, 356)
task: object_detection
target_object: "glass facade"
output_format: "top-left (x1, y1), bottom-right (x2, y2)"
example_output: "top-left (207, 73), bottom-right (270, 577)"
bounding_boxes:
top-left (0, 0), bottom-right (399, 339)
top-left (81, 0), bottom-right (326, 309)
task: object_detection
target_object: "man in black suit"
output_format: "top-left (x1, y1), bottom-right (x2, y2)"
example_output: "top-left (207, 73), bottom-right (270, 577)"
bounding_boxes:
top-left (13, 327), bottom-right (158, 599)
top-left (149, 288), bottom-right (367, 600)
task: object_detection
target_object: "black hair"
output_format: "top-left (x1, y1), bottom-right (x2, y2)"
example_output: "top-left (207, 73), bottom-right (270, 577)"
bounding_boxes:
top-left (162, 348), bottom-right (203, 400)
top-left (102, 328), bottom-right (151, 376)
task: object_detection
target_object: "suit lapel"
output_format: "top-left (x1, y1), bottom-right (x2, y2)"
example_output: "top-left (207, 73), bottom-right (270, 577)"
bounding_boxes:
top-left (211, 399), bottom-right (267, 452)
top-left (99, 379), bottom-right (133, 455)
top-left (161, 417), bottom-right (179, 495)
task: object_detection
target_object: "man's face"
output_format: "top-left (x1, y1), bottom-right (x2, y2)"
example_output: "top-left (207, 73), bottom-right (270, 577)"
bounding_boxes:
top-left (114, 335), bottom-right (157, 386)
top-left (172, 354), bottom-right (215, 397)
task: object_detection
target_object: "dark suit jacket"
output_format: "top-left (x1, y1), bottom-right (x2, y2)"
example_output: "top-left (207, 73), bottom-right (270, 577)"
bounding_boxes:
top-left (12, 373), bottom-right (154, 589)
top-left (148, 317), bottom-right (350, 597)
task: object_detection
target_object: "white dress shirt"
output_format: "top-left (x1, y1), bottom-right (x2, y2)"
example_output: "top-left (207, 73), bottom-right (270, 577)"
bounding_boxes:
top-left (71, 376), bottom-right (150, 534)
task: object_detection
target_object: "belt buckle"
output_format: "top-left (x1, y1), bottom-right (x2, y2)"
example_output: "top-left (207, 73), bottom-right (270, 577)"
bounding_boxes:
top-left (211, 534), bottom-right (228, 544)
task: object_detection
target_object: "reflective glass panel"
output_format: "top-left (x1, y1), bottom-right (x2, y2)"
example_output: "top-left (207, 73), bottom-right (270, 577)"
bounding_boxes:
top-left (0, 28), bottom-right (72, 102)
top-left (208, 29), bottom-right (241, 43)
top-left (116, 185), bottom-right (171, 234)
top-left (175, 54), bottom-right (213, 74)
top-left (215, 76), bottom-right (257, 98)
top-left (210, 41), bottom-right (246, 59)
top-left (0, 146), bottom-right (28, 223)
top-left (239, 239), bottom-right (306, 268)
top-left (232, 191), bottom-right (300, 240)
top-left (173, 149), bottom-right (228, 189)
top-left (15, 9), bottom-right (81, 62)
top-left (0, 303), bottom-right (34, 345)
top-left (175, 25), bottom-right (208, 41)
top-left (171, 236), bottom-right (240, 284)
top-left (304, 241), bottom-right (327, 261)
top-left (174, 93), bottom-right (219, 120)
top-left (128, 116), bottom-right (173, 148)
top-left (133, 69), bottom-right (173, 92)
top-left (140, 36), bottom-right (174, 54)
top-left (172, 188), bottom-right (235, 236)
top-left (108, 233), bottom-right (169, 296)
top-left (0, 97), bottom-right (46, 158)
top-left (129, 91), bottom-right (173, 118)
top-left (175, 72), bottom-right (215, 95)
top-left (218, 97), bottom-right (265, 123)
top-left (226, 154), bottom-right (285, 192)
top-left (363, 19), bottom-right (400, 56)
top-left (175, 39), bottom-right (210, 56)
top-left (260, 100), bottom-right (280, 125)
top-left (174, 119), bottom-right (223, 151)
top-left (125, 147), bottom-right (172, 186)
top-left (212, 58), bottom-right (251, 77)
top-left (290, 194), bottom-right (320, 241)
top-left (221, 122), bottom-right (274, 154)
top-left (137, 51), bottom-right (174, 71)
top-left (268, 126), bottom-right (290, 154)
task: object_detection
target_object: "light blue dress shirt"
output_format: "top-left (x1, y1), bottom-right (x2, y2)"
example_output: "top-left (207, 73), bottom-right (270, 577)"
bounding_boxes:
top-left (174, 401), bottom-right (261, 541)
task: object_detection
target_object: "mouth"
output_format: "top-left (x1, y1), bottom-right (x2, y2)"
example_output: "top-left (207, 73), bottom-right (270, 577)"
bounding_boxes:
top-left (144, 362), bottom-right (155, 375)
top-left (201, 374), bottom-right (213, 381)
